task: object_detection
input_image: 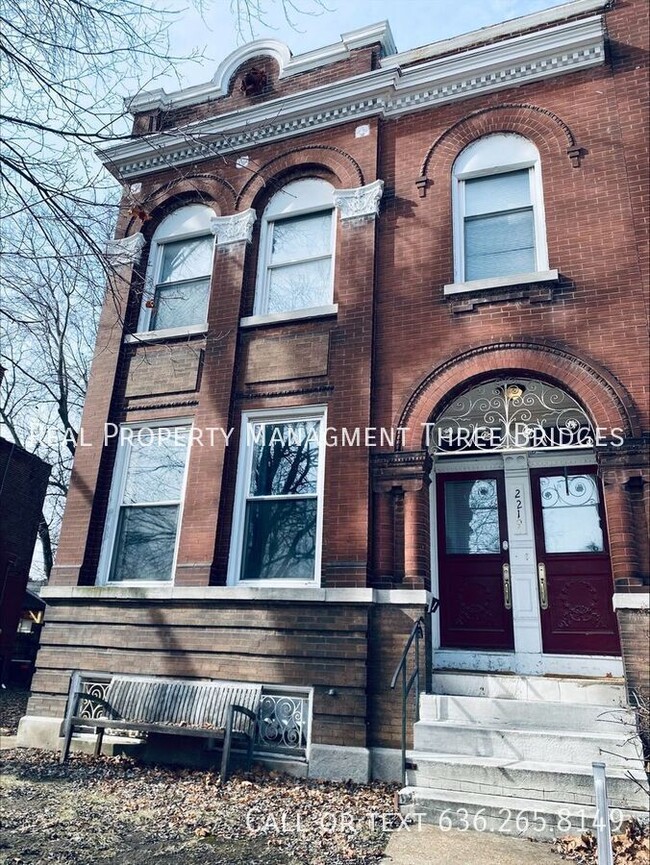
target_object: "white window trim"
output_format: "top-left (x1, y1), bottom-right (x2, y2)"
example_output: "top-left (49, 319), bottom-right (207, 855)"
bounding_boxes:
top-left (124, 323), bottom-right (208, 344)
top-left (254, 180), bottom-right (336, 317)
top-left (443, 269), bottom-right (559, 296)
top-left (452, 134), bottom-right (549, 285)
top-left (137, 205), bottom-right (217, 335)
top-left (240, 303), bottom-right (338, 329)
top-left (227, 405), bottom-right (328, 588)
top-left (97, 418), bottom-right (193, 586)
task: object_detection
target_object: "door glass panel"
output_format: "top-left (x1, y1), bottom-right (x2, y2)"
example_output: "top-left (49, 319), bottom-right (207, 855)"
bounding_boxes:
top-left (444, 479), bottom-right (500, 554)
top-left (539, 474), bottom-right (604, 553)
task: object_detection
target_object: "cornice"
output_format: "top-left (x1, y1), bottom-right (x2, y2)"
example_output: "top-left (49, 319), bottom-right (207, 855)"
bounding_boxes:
top-left (127, 22), bottom-right (396, 113)
top-left (100, 15), bottom-right (605, 182)
top-left (381, 0), bottom-right (608, 69)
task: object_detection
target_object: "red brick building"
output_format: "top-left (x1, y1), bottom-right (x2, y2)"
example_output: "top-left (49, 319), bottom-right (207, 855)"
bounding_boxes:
top-left (20, 0), bottom-right (649, 828)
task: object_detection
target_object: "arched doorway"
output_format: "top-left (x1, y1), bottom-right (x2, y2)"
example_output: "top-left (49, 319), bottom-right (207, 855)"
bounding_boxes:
top-left (429, 377), bottom-right (622, 676)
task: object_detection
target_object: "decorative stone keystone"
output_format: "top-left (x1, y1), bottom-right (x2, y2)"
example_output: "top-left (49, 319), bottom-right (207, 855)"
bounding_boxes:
top-left (104, 232), bottom-right (146, 266)
top-left (333, 179), bottom-right (384, 221)
top-left (210, 209), bottom-right (256, 246)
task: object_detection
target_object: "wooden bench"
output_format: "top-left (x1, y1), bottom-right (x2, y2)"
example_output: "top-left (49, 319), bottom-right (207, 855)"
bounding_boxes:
top-left (61, 675), bottom-right (261, 781)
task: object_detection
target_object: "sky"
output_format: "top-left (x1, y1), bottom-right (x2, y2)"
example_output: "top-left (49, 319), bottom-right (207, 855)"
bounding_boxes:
top-left (152, 0), bottom-right (575, 94)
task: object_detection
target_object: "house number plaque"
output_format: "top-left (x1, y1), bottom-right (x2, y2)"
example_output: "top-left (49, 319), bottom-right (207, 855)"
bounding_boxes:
top-left (512, 487), bottom-right (527, 534)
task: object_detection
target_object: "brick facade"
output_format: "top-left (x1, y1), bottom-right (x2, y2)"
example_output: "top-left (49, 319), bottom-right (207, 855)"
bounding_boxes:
top-left (27, 0), bottom-right (649, 774)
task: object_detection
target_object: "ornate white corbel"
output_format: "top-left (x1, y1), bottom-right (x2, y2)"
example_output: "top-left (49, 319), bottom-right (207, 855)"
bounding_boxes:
top-left (210, 209), bottom-right (257, 246)
top-left (333, 179), bottom-right (384, 221)
top-left (104, 232), bottom-right (146, 266)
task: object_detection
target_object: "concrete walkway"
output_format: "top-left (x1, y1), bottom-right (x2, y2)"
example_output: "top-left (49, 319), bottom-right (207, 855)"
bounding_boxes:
top-left (383, 826), bottom-right (559, 865)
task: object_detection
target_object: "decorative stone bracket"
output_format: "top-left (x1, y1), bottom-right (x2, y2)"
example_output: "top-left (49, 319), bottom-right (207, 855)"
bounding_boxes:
top-left (597, 436), bottom-right (650, 472)
top-left (105, 232), bottom-right (146, 266)
top-left (210, 208), bottom-right (257, 246)
top-left (333, 179), bottom-right (384, 221)
top-left (372, 450), bottom-right (432, 492)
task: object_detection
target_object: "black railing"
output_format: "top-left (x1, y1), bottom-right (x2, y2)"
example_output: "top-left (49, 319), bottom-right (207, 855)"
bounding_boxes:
top-left (390, 596), bottom-right (438, 786)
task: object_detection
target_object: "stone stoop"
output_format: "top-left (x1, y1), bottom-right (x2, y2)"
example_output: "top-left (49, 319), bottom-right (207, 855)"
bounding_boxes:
top-left (398, 672), bottom-right (649, 840)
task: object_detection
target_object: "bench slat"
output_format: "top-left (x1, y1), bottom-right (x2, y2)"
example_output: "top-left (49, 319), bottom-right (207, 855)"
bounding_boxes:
top-left (104, 676), bottom-right (261, 733)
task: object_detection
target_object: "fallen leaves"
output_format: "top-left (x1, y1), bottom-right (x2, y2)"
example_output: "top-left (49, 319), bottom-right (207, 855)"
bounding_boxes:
top-left (0, 749), bottom-right (398, 864)
top-left (0, 688), bottom-right (29, 736)
top-left (553, 821), bottom-right (649, 864)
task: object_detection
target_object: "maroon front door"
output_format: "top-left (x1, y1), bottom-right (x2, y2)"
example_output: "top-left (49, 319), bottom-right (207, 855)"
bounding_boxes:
top-left (530, 467), bottom-right (620, 656)
top-left (437, 471), bottom-right (514, 650)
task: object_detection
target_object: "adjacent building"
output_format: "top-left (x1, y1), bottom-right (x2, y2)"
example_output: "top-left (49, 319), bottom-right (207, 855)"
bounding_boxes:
top-left (0, 437), bottom-right (50, 686)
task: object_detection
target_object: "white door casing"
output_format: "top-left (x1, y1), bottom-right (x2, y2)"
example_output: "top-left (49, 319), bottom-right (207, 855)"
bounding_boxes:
top-left (430, 451), bottom-right (622, 676)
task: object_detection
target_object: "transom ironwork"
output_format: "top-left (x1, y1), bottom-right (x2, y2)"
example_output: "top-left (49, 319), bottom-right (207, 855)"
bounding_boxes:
top-left (431, 378), bottom-right (593, 455)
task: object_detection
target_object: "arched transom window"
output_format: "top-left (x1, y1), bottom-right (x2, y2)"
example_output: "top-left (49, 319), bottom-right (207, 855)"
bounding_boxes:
top-left (431, 378), bottom-right (593, 454)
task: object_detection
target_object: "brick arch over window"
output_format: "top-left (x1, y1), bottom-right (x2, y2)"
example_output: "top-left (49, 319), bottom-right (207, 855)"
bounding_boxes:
top-left (395, 342), bottom-right (640, 450)
top-left (236, 145), bottom-right (365, 209)
top-left (416, 103), bottom-right (582, 196)
top-left (122, 175), bottom-right (235, 237)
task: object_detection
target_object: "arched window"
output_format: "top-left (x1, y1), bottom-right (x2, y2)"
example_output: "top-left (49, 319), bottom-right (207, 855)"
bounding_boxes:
top-left (138, 204), bottom-right (216, 335)
top-left (254, 178), bottom-right (336, 316)
top-left (452, 134), bottom-right (549, 284)
top-left (432, 377), bottom-right (593, 454)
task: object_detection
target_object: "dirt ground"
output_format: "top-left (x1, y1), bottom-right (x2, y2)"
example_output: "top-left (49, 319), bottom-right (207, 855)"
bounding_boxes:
top-left (0, 688), bottom-right (29, 736)
top-left (0, 750), bottom-right (399, 865)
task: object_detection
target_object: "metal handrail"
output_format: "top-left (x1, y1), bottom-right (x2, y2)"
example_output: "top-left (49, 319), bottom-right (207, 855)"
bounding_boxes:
top-left (390, 596), bottom-right (438, 786)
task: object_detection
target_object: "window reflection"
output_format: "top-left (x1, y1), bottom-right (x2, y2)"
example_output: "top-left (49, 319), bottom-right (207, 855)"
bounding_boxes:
top-left (540, 474), bottom-right (604, 553)
top-left (444, 479), bottom-right (500, 554)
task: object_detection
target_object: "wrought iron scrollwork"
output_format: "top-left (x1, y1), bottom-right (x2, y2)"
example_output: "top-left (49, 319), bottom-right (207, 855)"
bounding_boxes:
top-left (77, 680), bottom-right (109, 721)
top-left (256, 693), bottom-right (308, 754)
top-left (433, 378), bottom-right (593, 454)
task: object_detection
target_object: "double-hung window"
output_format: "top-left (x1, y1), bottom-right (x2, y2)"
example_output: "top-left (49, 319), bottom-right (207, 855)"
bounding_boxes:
top-left (255, 179), bottom-right (335, 316)
top-left (138, 204), bottom-right (216, 335)
top-left (99, 424), bottom-right (190, 583)
top-left (228, 408), bottom-right (326, 585)
top-left (452, 134), bottom-right (549, 284)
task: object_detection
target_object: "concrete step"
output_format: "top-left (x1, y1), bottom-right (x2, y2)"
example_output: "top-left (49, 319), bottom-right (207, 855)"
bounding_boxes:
top-left (413, 720), bottom-right (643, 765)
top-left (430, 672), bottom-right (627, 706)
top-left (420, 694), bottom-right (637, 733)
top-left (399, 785), bottom-right (649, 841)
top-left (405, 752), bottom-right (649, 811)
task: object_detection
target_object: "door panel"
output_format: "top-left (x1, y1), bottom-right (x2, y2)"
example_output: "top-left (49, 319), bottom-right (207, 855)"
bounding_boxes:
top-left (437, 471), bottom-right (514, 650)
top-left (531, 468), bottom-right (620, 656)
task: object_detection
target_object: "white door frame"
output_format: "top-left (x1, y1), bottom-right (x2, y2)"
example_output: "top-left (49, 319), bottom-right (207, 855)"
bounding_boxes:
top-left (430, 450), bottom-right (623, 677)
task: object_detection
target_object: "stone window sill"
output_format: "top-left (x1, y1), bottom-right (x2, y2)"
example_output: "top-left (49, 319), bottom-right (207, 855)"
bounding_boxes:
top-left (443, 269), bottom-right (560, 296)
top-left (240, 304), bottom-right (338, 329)
top-left (124, 323), bottom-right (208, 344)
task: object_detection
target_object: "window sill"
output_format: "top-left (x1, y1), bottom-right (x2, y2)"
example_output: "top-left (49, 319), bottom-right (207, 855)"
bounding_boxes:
top-left (443, 269), bottom-right (559, 296)
top-left (124, 323), bottom-right (208, 344)
top-left (99, 580), bottom-right (174, 588)
top-left (240, 304), bottom-right (338, 329)
top-left (40, 585), bottom-right (376, 603)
